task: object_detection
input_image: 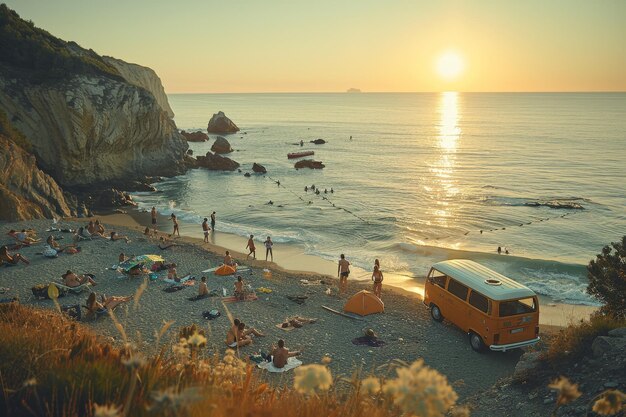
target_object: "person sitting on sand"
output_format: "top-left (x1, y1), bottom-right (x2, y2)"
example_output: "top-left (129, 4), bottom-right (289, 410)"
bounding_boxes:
top-left (86, 292), bottom-right (132, 313)
top-left (94, 220), bottom-right (105, 235)
top-left (234, 275), bottom-right (245, 300)
top-left (0, 245), bottom-right (29, 265)
top-left (46, 235), bottom-right (75, 253)
top-left (144, 227), bottom-right (151, 237)
top-left (12, 229), bottom-right (40, 244)
top-left (372, 264), bottom-right (384, 299)
top-left (62, 270), bottom-right (96, 287)
top-left (226, 322), bottom-right (252, 348)
top-left (224, 250), bottom-right (236, 267)
top-left (110, 232), bottom-right (130, 242)
top-left (80, 226), bottom-right (94, 239)
top-left (264, 339), bottom-right (302, 368)
top-left (87, 220), bottom-right (96, 235)
top-left (119, 252), bottom-right (128, 263)
top-left (168, 263), bottom-right (178, 280)
top-left (246, 235), bottom-right (256, 260)
top-left (198, 276), bottom-right (209, 297)
top-left (169, 213), bottom-right (180, 237)
top-left (158, 236), bottom-right (175, 250)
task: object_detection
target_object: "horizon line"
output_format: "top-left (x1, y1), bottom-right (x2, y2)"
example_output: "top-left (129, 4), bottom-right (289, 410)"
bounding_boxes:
top-left (166, 90), bottom-right (626, 95)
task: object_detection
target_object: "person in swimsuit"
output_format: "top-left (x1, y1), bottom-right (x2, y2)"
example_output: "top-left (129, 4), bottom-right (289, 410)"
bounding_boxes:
top-left (246, 235), bottom-right (256, 259)
top-left (0, 246), bottom-right (29, 265)
top-left (226, 322), bottom-right (252, 348)
top-left (167, 263), bottom-right (178, 280)
top-left (62, 270), bottom-right (96, 287)
top-left (86, 292), bottom-right (132, 313)
top-left (170, 214), bottom-right (180, 237)
top-left (265, 339), bottom-right (302, 368)
top-left (264, 236), bottom-right (273, 262)
top-left (94, 220), bottom-right (105, 235)
top-left (224, 250), bottom-right (236, 267)
top-left (87, 221), bottom-right (97, 235)
top-left (234, 275), bottom-right (245, 300)
top-left (372, 264), bottom-right (384, 298)
top-left (198, 276), bottom-right (209, 297)
top-left (158, 236), bottom-right (176, 250)
top-left (337, 254), bottom-right (351, 295)
top-left (110, 232), bottom-right (130, 242)
top-left (210, 211), bottom-right (216, 231)
top-left (202, 218), bottom-right (210, 243)
top-left (151, 207), bottom-right (157, 233)
top-left (46, 235), bottom-right (76, 253)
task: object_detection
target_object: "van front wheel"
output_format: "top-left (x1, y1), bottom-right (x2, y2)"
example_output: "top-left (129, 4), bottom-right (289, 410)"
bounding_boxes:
top-left (469, 332), bottom-right (486, 353)
top-left (430, 304), bottom-right (443, 322)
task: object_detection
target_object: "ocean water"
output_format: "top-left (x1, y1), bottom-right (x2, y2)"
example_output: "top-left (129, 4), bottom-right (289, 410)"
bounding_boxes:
top-left (134, 93), bottom-right (626, 306)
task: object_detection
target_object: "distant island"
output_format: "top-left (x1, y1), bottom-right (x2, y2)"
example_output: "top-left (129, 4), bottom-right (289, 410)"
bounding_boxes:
top-left (346, 88), bottom-right (362, 93)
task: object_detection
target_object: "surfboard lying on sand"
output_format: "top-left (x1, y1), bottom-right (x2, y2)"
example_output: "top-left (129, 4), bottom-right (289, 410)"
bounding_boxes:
top-left (321, 305), bottom-right (364, 320)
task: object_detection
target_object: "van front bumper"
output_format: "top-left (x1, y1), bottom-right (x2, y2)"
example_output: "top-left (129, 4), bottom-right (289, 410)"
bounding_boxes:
top-left (489, 337), bottom-right (540, 352)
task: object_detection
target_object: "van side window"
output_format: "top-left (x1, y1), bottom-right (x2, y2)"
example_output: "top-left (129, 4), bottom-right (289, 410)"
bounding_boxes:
top-left (432, 275), bottom-right (447, 288)
top-left (499, 298), bottom-right (537, 317)
top-left (469, 291), bottom-right (489, 313)
top-left (447, 279), bottom-right (469, 301)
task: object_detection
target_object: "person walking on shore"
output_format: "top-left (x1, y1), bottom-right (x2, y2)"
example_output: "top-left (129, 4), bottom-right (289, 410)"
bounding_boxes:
top-left (151, 207), bottom-right (157, 233)
top-left (337, 254), bottom-right (351, 295)
top-left (264, 236), bottom-right (273, 262)
top-left (210, 211), bottom-right (216, 231)
top-left (372, 264), bottom-right (384, 299)
top-left (169, 214), bottom-right (180, 237)
top-left (246, 235), bottom-right (256, 259)
top-left (202, 218), bottom-right (210, 243)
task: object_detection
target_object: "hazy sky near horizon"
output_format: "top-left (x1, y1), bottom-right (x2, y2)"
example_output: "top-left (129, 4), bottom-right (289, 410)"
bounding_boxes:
top-left (5, 0), bottom-right (626, 93)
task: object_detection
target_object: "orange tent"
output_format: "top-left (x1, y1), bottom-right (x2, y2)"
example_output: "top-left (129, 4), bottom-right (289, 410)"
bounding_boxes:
top-left (344, 290), bottom-right (384, 316)
top-left (215, 264), bottom-right (237, 276)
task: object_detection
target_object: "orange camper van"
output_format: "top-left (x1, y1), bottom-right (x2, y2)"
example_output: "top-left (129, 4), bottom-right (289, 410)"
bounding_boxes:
top-left (423, 259), bottom-right (540, 352)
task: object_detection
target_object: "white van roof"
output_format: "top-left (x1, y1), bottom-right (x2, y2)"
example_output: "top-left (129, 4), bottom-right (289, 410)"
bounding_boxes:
top-left (431, 259), bottom-right (536, 301)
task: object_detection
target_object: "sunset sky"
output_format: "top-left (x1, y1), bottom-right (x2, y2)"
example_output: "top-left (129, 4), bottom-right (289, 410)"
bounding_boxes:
top-left (5, 0), bottom-right (626, 93)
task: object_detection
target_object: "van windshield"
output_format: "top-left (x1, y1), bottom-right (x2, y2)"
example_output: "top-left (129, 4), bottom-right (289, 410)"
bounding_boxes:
top-left (499, 298), bottom-right (536, 317)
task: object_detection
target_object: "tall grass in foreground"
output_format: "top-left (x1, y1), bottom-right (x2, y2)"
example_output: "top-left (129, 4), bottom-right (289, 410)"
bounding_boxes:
top-left (0, 304), bottom-right (464, 417)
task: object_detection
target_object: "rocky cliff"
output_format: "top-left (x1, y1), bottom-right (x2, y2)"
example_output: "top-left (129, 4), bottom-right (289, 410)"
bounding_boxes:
top-left (0, 5), bottom-right (187, 188)
top-left (103, 56), bottom-right (175, 118)
top-left (0, 134), bottom-right (73, 221)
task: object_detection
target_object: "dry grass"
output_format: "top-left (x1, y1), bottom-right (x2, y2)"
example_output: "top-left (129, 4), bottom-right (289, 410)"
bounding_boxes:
top-left (542, 312), bottom-right (626, 365)
top-left (0, 304), bottom-right (460, 417)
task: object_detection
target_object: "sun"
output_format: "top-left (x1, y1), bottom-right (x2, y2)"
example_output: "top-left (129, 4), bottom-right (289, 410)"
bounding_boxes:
top-left (436, 51), bottom-right (464, 81)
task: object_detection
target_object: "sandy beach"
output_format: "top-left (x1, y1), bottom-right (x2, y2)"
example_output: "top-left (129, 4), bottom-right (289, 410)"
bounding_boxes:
top-left (0, 214), bottom-right (540, 401)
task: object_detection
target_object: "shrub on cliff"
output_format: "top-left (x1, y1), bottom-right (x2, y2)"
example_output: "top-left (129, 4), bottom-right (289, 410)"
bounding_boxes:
top-left (0, 4), bottom-right (122, 82)
top-left (587, 235), bottom-right (626, 319)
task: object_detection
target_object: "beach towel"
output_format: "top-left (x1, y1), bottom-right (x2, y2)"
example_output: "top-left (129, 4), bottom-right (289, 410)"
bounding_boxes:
top-left (163, 285), bottom-right (185, 293)
top-left (221, 294), bottom-right (258, 303)
top-left (351, 336), bottom-right (386, 348)
top-left (300, 279), bottom-right (322, 286)
top-left (257, 357), bottom-right (302, 373)
top-left (164, 274), bottom-right (193, 284)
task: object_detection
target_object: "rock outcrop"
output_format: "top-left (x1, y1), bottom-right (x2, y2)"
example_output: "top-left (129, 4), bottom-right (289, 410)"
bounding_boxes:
top-left (211, 136), bottom-right (233, 154)
top-left (0, 6), bottom-right (188, 188)
top-left (102, 56), bottom-right (175, 118)
top-left (181, 131), bottom-right (209, 142)
top-left (295, 159), bottom-right (325, 169)
top-left (207, 111), bottom-right (240, 134)
top-left (196, 151), bottom-right (240, 171)
top-left (252, 163), bottom-right (267, 173)
top-left (0, 134), bottom-right (73, 221)
top-left (310, 139), bottom-right (326, 145)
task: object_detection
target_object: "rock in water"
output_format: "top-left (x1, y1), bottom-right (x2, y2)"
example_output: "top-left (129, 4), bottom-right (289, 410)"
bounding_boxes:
top-left (0, 134), bottom-right (73, 221)
top-left (196, 151), bottom-right (240, 171)
top-left (207, 111), bottom-right (240, 134)
top-left (252, 163), bottom-right (267, 173)
top-left (181, 131), bottom-right (209, 142)
top-left (211, 136), bottom-right (233, 154)
top-left (294, 159), bottom-right (325, 169)
top-left (310, 139), bottom-right (326, 145)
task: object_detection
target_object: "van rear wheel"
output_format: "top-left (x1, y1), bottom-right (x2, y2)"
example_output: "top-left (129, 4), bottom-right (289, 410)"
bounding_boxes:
top-left (469, 332), bottom-right (486, 353)
top-left (430, 304), bottom-right (443, 322)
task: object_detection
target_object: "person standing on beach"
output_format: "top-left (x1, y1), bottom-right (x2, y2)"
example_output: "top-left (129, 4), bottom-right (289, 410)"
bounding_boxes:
top-left (170, 214), bottom-right (180, 237)
top-left (202, 218), bottom-right (210, 243)
top-left (210, 211), bottom-right (216, 231)
top-left (246, 235), bottom-right (256, 259)
top-left (264, 236), bottom-right (273, 261)
top-left (151, 207), bottom-right (157, 233)
top-left (372, 264), bottom-right (384, 299)
top-left (337, 254), bottom-right (351, 295)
